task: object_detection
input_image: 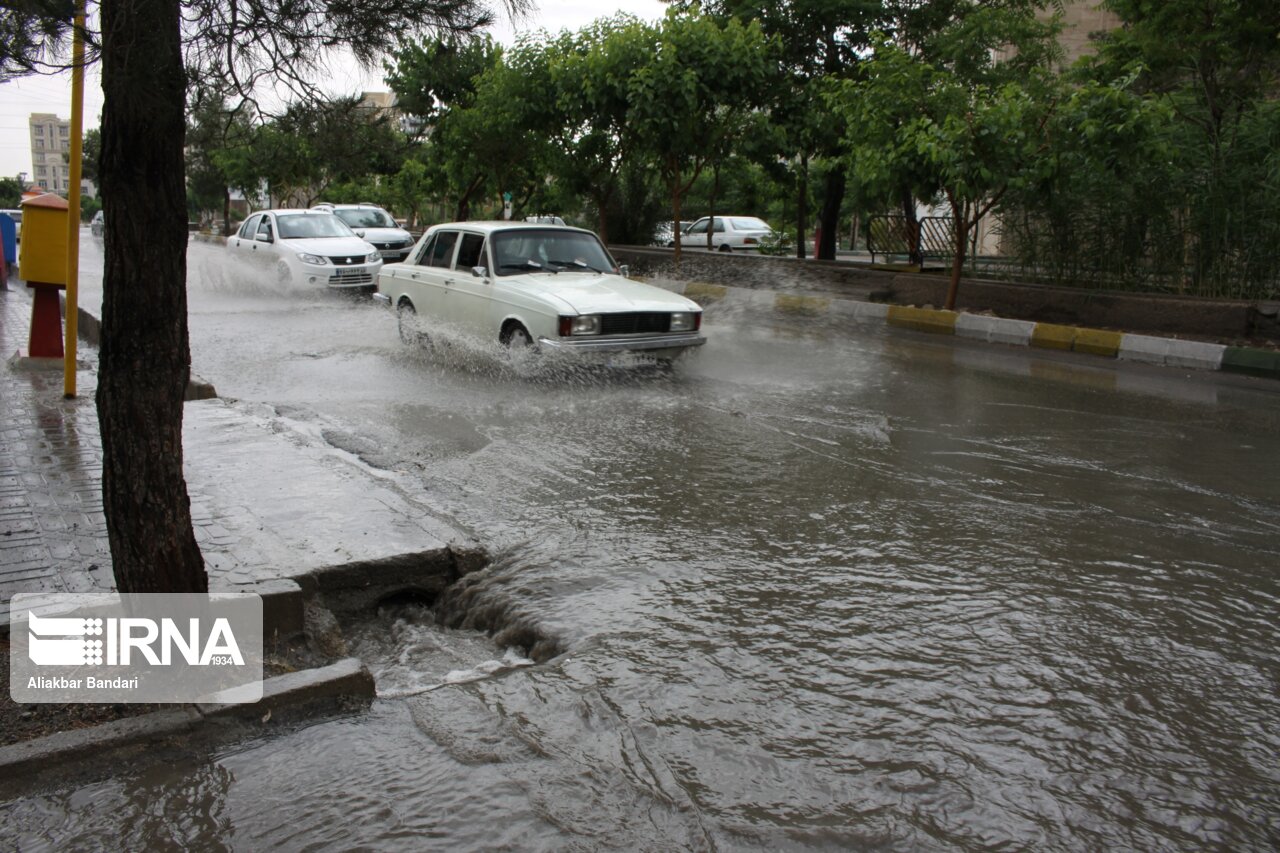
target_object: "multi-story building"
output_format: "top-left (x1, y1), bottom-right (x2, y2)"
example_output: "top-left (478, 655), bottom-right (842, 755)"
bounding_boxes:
top-left (28, 113), bottom-right (97, 199)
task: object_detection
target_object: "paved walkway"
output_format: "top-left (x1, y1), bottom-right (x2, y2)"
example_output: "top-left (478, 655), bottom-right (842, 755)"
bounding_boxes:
top-left (1, 283), bottom-right (472, 624)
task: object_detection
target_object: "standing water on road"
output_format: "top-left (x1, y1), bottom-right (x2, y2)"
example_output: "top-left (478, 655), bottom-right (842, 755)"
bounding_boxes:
top-left (5, 240), bottom-right (1279, 849)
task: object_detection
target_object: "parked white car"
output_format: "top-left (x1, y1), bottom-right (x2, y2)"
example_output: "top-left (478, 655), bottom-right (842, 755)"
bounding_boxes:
top-left (670, 216), bottom-right (774, 252)
top-left (227, 209), bottom-right (382, 289)
top-left (375, 222), bottom-right (705, 363)
top-left (313, 203), bottom-right (415, 263)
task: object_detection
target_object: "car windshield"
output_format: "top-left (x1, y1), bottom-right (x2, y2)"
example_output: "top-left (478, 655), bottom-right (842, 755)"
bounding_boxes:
top-left (276, 213), bottom-right (354, 240)
top-left (334, 208), bottom-right (396, 229)
top-left (492, 229), bottom-right (616, 276)
top-left (730, 217), bottom-right (770, 230)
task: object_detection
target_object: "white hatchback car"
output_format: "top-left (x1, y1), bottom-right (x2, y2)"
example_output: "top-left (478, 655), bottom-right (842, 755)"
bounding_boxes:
top-left (313, 203), bottom-right (415, 263)
top-left (375, 222), bottom-right (705, 363)
top-left (227, 209), bottom-right (382, 289)
top-left (671, 216), bottom-right (774, 252)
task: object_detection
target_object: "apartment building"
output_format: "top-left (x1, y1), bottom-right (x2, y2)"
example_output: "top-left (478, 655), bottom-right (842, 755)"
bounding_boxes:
top-left (28, 113), bottom-right (97, 198)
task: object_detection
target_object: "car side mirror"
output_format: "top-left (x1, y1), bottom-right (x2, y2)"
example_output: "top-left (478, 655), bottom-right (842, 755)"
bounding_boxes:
top-left (355, 229), bottom-right (366, 238)
top-left (618, 264), bottom-right (630, 278)
top-left (471, 266), bottom-right (489, 280)
top-left (255, 233), bottom-right (272, 243)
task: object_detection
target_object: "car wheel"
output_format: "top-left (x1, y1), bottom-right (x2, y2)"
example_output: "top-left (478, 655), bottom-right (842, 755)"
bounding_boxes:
top-left (718, 243), bottom-right (733, 253)
top-left (397, 300), bottom-right (428, 347)
top-left (276, 260), bottom-right (293, 284)
top-left (501, 323), bottom-right (533, 349)
top-left (666, 241), bottom-right (675, 248)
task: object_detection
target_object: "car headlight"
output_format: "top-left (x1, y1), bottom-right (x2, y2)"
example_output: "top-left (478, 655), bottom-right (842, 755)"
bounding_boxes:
top-left (559, 315), bottom-right (601, 336)
top-left (296, 252), bottom-right (327, 265)
top-left (670, 312), bottom-right (698, 332)
top-left (367, 251), bottom-right (381, 263)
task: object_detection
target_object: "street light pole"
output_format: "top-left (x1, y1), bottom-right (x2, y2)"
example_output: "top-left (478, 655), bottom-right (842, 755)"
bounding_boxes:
top-left (64, 0), bottom-right (85, 398)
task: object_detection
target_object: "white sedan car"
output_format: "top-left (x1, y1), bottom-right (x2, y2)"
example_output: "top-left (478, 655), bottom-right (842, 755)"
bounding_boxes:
top-left (227, 209), bottom-right (382, 289)
top-left (375, 222), bottom-right (705, 363)
top-left (670, 216), bottom-right (774, 252)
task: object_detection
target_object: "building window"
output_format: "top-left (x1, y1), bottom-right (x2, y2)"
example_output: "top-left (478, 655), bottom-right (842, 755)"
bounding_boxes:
top-left (58, 126), bottom-right (68, 136)
top-left (35, 166), bottom-right (46, 176)
top-left (34, 126), bottom-right (44, 136)
top-left (35, 139), bottom-right (44, 149)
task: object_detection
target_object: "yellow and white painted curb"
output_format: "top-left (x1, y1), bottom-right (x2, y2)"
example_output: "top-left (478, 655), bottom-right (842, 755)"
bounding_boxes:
top-left (663, 279), bottom-right (1280, 381)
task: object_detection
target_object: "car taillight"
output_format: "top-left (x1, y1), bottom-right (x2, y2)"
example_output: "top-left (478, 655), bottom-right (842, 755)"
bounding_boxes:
top-left (743, 237), bottom-right (759, 245)
top-left (559, 316), bottom-right (572, 337)
top-left (694, 313), bottom-right (702, 331)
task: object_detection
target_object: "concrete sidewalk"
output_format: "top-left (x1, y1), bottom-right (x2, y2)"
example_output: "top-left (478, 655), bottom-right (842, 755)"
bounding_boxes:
top-left (1, 283), bottom-right (476, 625)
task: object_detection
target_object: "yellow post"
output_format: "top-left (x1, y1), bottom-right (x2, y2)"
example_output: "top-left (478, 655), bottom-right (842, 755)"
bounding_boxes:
top-left (64, 0), bottom-right (86, 398)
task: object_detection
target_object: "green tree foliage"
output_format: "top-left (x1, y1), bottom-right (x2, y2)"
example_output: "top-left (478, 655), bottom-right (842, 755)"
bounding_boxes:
top-left (685, 0), bottom-right (892, 258)
top-left (1005, 0), bottom-right (1280, 297)
top-left (832, 5), bottom-right (1064, 308)
top-left (0, 175), bottom-right (24, 207)
top-left (386, 36), bottom-right (505, 220)
top-left (625, 10), bottom-right (775, 264)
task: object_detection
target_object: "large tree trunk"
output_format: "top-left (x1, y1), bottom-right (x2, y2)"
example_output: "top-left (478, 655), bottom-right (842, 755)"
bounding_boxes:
top-left (98, 0), bottom-right (206, 592)
top-left (817, 168), bottom-right (844, 261)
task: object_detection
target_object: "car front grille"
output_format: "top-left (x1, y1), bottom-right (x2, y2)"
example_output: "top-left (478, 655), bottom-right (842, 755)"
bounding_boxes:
top-left (329, 255), bottom-right (367, 266)
top-left (600, 313), bottom-right (672, 335)
top-left (372, 241), bottom-right (409, 250)
top-left (328, 271), bottom-right (374, 286)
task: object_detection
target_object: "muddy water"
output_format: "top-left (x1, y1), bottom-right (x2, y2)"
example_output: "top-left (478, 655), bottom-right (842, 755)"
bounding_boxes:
top-left (5, 242), bottom-right (1280, 849)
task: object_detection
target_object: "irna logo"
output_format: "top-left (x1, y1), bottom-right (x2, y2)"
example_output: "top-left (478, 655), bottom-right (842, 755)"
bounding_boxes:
top-left (27, 611), bottom-right (245, 667)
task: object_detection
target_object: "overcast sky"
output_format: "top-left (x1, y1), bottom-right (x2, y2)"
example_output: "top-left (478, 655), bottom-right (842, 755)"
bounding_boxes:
top-left (0, 0), bottom-right (668, 180)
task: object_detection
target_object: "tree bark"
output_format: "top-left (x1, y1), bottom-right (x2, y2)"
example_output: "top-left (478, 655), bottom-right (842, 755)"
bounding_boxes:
top-left (945, 196), bottom-right (968, 312)
top-left (817, 168), bottom-right (844, 261)
top-left (671, 173), bottom-right (683, 267)
top-left (794, 154), bottom-right (808, 259)
top-left (98, 0), bottom-right (206, 593)
top-left (900, 187), bottom-right (921, 267)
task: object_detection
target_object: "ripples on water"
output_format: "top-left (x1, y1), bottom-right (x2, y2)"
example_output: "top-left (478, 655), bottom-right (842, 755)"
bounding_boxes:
top-left (3, 291), bottom-right (1278, 850)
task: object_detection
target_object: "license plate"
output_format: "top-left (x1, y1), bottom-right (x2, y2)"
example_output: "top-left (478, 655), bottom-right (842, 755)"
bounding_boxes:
top-left (378, 251), bottom-right (401, 260)
top-left (335, 266), bottom-right (367, 277)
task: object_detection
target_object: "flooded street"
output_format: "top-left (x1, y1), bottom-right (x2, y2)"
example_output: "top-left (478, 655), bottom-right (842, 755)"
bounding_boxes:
top-left (4, 239), bottom-right (1279, 849)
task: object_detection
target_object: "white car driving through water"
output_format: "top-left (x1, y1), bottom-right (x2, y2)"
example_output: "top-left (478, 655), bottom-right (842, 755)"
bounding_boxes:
top-left (375, 222), bottom-right (705, 363)
top-left (227, 208), bottom-right (382, 289)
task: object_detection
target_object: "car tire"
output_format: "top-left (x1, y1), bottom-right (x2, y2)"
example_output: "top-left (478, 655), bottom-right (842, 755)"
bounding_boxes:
top-left (718, 243), bottom-right (732, 253)
top-left (276, 260), bottom-right (293, 284)
top-left (397, 300), bottom-right (429, 347)
top-left (666, 241), bottom-right (675, 248)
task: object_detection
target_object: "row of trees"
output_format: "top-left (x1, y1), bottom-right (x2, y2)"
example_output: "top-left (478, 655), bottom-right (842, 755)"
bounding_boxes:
top-left (185, 1), bottom-right (1280, 301)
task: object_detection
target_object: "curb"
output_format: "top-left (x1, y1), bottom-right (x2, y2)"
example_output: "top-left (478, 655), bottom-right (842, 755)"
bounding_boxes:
top-left (59, 294), bottom-right (219, 400)
top-left (663, 279), bottom-right (1280, 382)
top-left (0, 659), bottom-right (375, 779)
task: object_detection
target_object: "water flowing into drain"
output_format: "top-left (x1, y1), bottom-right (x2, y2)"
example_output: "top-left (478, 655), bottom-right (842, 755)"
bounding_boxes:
top-left (342, 561), bottom-right (565, 699)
